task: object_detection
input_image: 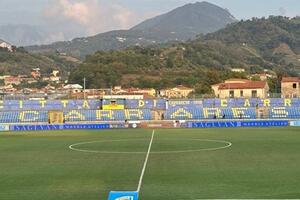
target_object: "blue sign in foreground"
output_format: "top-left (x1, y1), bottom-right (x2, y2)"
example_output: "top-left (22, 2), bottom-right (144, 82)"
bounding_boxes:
top-left (0, 125), bottom-right (9, 131)
top-left (63, 124), bottom-right (110, 130)
top-left (240, 120), bottom-right (289, 127)
top-left (108, 191), bottom-right (138, 200)
top-left (290, 120), bottom-right (300, 126)
top-left (188, 121), bottom-right (239, 128)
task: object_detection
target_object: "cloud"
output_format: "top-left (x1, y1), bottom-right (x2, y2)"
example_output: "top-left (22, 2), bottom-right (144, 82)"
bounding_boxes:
top-left (43, 0), bottom-right (146, 37)
top-left (279, 7), bottom-right (287, 16)
top-left (277, 7), bottom-right (298, 18)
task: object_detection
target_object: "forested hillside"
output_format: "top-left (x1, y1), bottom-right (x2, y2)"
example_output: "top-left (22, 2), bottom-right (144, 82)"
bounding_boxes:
top-left (203, 16), bottom-right (300, 72)
top-left (69, 16), bottom-right (300, 93)
top-left (68, 42), bottom-right (262, 93)
top-left (0, 47), bottom-right (78, 76)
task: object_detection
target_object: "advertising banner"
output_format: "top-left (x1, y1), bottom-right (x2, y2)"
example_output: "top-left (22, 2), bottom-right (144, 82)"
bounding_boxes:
top-left (10, 125), bottom-right (62, 131)
top-left (10, 123), bottom-right (113, 131)
top-left (240, 120), bottom-right (289, 127)
top-left (0, 125), bottom-right (9, 131)
top-left (289, 121), bottom-right (300, 127)
top-left (188, 121), bottom-right (239, 128)
top-left (63, 124), bottom-right (110, 130)
top-left (108, 191), bottom-right (138, 200)
top-left (188, 120), bottom-right (289, 128)
top-left (167, 100), bottom-right (203, 107)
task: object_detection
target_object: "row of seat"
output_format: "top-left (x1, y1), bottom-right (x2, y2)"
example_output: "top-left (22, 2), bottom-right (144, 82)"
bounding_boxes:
top-left (64, 109), bottom-right (152, 122)
top-left (269, 107), bottom-right (300, 119)
top-left (202, 98), bottom-right (300, 107)
top-left (0, 109), bottom-right (152, 123)
top-left (0, 107), bottom-right (299, 123)
top-left (0, 111), bottom-right (48, 123)
top-left (165, 107), bottom-right (257, 120)
top-left (1, 98), bottom-right (300, 111)
top-left (0, 100), bottom-right (101, 110)
top-left (165, 107), bottom-right (300, 120)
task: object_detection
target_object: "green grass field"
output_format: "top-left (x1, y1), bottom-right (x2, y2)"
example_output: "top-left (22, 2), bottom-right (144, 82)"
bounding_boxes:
top-left (1, 127), bottom-right (300, 200)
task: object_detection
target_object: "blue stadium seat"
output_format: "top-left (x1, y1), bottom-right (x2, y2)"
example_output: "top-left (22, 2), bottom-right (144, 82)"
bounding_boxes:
top-left (62, 109), bottom-right (152, 122)
top-left (269, 107), bottom-right (300, 119)
top-left (165, 107), bottom-right (257, 120)
top-left (0, 111), bottom-right (48, 123)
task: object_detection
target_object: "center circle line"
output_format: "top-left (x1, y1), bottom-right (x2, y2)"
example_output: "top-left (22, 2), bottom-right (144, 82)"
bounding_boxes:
top-left (68, 139), bottom-right (232, 154)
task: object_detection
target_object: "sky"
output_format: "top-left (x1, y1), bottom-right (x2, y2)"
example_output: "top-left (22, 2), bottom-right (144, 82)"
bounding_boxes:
top-left (0, 0), bottom-right (300, 41)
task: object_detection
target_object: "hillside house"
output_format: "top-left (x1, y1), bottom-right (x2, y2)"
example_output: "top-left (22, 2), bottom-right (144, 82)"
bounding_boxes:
top-left (281, 77), bottom-right (300, 98)
top-left (4, 76), bottom-right (22, 86)
top-left (0, 39), bottom-right (13, 52)
top-left (160, 85), bottom-right (194, 98)
top-left (212, 79), bottom-right (269, 98)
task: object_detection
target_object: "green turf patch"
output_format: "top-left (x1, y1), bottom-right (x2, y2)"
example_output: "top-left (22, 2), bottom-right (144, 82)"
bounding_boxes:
top-left (1, 128), bottom-right (300, 200)
top-left (72, 139), bottom-right (150, 153)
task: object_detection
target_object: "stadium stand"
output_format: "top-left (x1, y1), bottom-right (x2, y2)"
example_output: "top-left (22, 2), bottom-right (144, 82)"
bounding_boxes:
top-left (0, 98), bottom-right (299, 123)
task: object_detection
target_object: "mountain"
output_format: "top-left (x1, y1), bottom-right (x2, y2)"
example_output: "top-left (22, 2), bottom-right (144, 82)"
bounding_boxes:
top-left (27, 2), bottom-right (236, 59)
top-left (0, 24), bottom-right (47, 46)
top-left (68, 16), bottom-right (300, 93)
top-left (0, 38), bottom-right (9, 43)
top-left (131, 1), bottom-right (236, 40)
top-left (27, 30), bottom-right (164, 59)
top-left (0, 38), bottom-right (12, 46)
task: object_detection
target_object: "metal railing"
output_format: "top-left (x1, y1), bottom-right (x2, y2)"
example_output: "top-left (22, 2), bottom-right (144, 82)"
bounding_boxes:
top-left (0, 92), bottom-right (293, 100)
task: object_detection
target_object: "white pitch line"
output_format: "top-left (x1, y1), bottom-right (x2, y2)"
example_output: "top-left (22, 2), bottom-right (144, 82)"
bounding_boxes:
top-left (69, 139), bottom-right (232, 154)
top-left (137, 129), bottom-right (155, 193)
top-left (192, 199), bottom-right (299, 200)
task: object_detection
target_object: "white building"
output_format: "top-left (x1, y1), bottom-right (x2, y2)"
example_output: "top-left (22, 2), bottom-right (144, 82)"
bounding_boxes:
top-left (0, 39), bottom-right (13, 52)
top-left (63, 84), bottom-right (83, 89)
top-left (231, 68), bottom-right (245, 73)
top-left (63, 84), bottom-right (83, 93)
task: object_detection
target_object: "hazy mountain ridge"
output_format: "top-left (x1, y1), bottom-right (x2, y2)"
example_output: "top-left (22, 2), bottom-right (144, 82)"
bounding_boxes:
top-left (132, 1), bottom-right (236, 39)
top-left (0, 24), bottom-right (49, 46)
top-left (26, 1), bottom-right (236, 59)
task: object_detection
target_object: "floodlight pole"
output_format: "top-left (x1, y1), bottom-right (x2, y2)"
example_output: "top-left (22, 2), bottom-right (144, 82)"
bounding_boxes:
top-left (83, 77), bottom-right (86, 99)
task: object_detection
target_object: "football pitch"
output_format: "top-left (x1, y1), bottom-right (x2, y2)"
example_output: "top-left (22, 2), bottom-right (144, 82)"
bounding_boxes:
top-left (1, 127), bottom-right (300, 200)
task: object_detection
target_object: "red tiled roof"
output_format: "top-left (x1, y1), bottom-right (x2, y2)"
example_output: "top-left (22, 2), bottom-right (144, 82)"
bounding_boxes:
top-left (218, 81), bottom-right (267, 90)
top-left (127, 88), bottom-right (153, 92)
top-left (281, 77), bottom-right (300, 83)
top-left (225, 78), bottom-right (251, 82)
top-left (114, 92), bottom-right (144, 96)
top-left (5, 77), bottom-right (21, 81)
top-left (174, 85), bottom-right (193, 90)
top-left (143, 93), bottom-right (156, 99)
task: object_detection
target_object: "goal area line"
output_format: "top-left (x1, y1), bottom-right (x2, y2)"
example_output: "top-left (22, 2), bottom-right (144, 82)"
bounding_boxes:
top-left (108, 130), bottom-right (155, 200)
